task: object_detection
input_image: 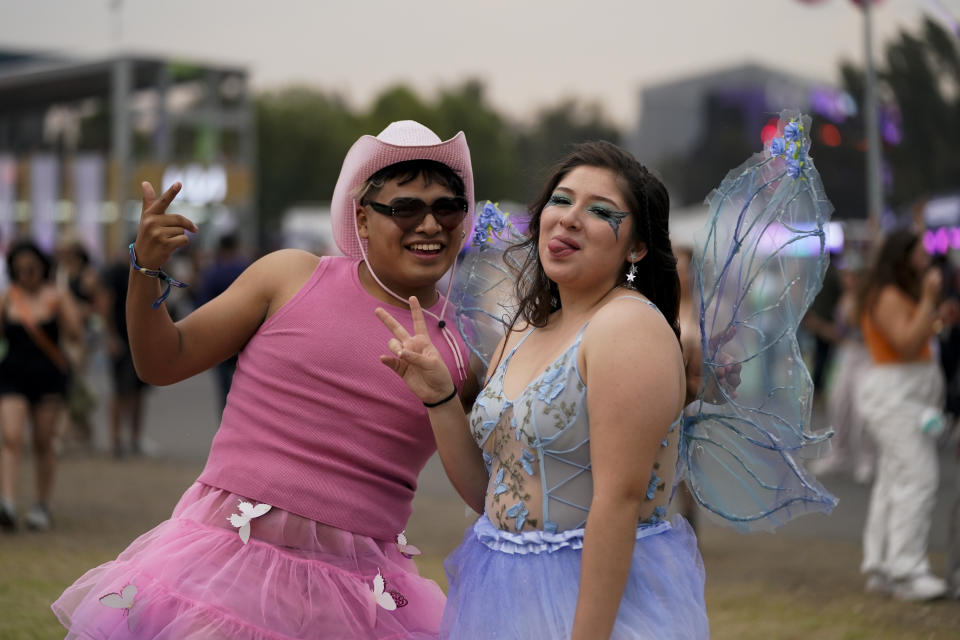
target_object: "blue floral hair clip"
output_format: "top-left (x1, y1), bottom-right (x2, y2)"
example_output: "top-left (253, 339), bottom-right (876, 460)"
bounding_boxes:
top-left (472, 201), bottom-right (513, 247)
top-left (767, 118), bottom-right (810, 179)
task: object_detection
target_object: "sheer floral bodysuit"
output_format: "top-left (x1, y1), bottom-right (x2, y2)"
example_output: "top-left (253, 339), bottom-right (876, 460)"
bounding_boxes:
top-left (469, 296), bottom-right (680, 534)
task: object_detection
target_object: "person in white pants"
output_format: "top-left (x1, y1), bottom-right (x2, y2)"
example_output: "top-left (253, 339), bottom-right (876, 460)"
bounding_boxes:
top-left (856, 229), bottom-right (947, 601)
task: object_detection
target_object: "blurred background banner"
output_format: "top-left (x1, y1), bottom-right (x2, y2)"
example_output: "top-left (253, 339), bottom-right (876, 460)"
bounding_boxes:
top-left (0, 153), bottom-right (13, 246)
top-left (73, 153), bottom-right (104, 258)
top-left (29, 154), bottom-right (57, 253)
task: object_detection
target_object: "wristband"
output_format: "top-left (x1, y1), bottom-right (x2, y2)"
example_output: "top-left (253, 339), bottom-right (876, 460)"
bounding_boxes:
top-left (129, 243), bottom-right (189, 309)
top-left (423, 387), bottom-right (458, 408)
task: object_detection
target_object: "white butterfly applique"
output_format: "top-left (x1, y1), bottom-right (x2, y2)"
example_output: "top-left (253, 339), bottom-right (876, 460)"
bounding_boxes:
top-left (395, 530), bottom-right (421, 559)
top-left (99, 583), bottom-right (139, 631)
top-left (227, 500), bottom-right (272, 544)
top-left (371, 569), bottom-right (407, 611)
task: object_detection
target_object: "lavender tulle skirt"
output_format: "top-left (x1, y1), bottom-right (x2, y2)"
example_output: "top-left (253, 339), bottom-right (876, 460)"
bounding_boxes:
top-left (440, 514), bottom-right (707, 639)
top-left (52, 483), bottom-right (444, 639)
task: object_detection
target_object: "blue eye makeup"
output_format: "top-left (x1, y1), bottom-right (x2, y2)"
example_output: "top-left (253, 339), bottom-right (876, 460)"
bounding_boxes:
top-left (547, 192), bottom-right (630, 239)
top-left (587, 203), bottom-right (630, 239)
top-left (547, 192), bottom-right (573, 206)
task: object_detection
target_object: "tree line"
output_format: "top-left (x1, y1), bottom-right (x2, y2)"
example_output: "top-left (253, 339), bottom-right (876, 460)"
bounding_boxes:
top-left (256, 16), bottom-right (958, 237)
top-left (255, 79), bottom-right (619, 240)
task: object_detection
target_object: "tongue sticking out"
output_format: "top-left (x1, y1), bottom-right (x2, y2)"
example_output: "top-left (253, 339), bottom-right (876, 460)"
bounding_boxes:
top-left (548, 238), bottom-right (578, 255)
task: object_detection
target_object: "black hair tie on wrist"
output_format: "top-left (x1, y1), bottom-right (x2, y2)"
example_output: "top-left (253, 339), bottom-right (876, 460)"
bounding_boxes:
top-left (423, 387), bottom-right (457, 408)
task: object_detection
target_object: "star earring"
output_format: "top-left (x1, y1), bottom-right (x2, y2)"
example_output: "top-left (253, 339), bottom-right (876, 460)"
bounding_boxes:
top-left (625, 252), bottom-right (639, 289)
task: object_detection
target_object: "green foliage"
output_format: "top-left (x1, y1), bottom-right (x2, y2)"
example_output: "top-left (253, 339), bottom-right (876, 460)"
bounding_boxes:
top-left (516, 99), bottom-right (622, 203)
top-left (842, 16), bottom-right (960, 208)
top-left (365, 84), bottom-right (436, 133)
top-left (255, 88), bottom-right (362, 240)
top-left (254, 80), bottom-right (622, 241)
top-left (434, 80), bottom-right (522, 204)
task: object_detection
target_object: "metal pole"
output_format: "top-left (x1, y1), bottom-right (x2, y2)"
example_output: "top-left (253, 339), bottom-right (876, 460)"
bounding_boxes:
top-left (862, 0), bottom-right (884, 234)
top-left (111, 57), bottom-right (132, 256)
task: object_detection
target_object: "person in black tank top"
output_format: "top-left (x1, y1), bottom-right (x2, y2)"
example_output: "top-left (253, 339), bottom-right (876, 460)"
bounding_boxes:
top-left (0, 241), bottom-right (82, 532)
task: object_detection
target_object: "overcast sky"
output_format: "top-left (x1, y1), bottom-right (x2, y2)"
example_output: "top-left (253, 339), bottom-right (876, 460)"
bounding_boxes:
top-left (1, 0), bottom-right (956, 128)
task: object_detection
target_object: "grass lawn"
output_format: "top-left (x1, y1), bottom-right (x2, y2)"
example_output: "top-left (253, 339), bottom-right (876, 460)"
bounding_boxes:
top-left (2, 456), bottom-right (959, 639)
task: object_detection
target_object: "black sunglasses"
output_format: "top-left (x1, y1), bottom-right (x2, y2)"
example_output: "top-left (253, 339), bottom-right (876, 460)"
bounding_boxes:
top-left (363, 196), bottom-right (468, 231)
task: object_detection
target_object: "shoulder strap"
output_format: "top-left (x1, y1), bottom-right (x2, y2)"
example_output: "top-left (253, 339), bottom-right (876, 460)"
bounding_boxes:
top-left (611, 294), bottom-right (662, 315)
top-left (9, 286), bottom-right (69, 373)
top-left (501, 328), bottom-right (536, 364)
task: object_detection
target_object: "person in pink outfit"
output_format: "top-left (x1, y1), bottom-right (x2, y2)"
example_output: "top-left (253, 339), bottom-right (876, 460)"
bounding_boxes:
top-left (52, 121), bottom-right (477, 639)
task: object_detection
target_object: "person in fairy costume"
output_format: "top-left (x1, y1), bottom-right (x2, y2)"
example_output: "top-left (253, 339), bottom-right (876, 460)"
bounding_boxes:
top-left (378, 112), bottom-right (836, 638)
top-left (52, 121), bottom-right (479, 639)
top-left (378, 141), bottom-right (709, 638)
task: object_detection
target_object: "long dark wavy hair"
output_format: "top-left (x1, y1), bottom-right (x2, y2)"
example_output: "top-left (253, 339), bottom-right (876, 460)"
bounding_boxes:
top-left (506, 141), bottom-right (681, 340)
top-left (857, 229), bottom-right (924, 319)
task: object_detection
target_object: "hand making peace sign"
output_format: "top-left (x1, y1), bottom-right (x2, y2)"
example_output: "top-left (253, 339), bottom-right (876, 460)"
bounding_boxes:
top-left (375, 296), bottom-right (457, 406)
top-left (134, 181), bottom-right (199, 270)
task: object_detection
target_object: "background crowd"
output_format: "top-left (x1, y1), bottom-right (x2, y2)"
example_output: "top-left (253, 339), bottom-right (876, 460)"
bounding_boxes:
top-left (0, 233), bottom-right (249, 533)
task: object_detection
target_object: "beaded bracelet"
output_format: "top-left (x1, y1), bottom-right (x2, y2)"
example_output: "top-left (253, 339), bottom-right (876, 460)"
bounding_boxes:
top-left (128, 243), bottom-right (189, 309)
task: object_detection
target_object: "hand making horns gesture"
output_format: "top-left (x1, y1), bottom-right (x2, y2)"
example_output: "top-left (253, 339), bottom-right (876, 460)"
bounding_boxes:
top-left (375, 297), bottom-right (457, 406)
top-left (134, 181), bottom-right (199, 270)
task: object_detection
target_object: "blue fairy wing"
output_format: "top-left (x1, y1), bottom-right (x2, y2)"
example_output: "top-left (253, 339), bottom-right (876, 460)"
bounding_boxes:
top-left (449, 202), bottom-right (529, 374)
top-left (683, 111), bottom-right (838, 532)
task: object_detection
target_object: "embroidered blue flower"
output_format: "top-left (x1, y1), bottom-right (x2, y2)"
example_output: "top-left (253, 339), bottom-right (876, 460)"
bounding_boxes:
top-left (493, 467), bottom-right (508, 496)
top-left (660, 436), bottom-right (669, 448)
top-left (521, 449), bottom-right (536, 476)
top-left (482, 450), bottom-right (494, 472)
top-left (506, 503), bottom-right (529, 531)
top-left (512, 414), bottom-right (523, 441)
top-left (784, 120), bottom-right (801, 142)
top-left (537, 364), bottom-right (566, 404)
top-left (769, 137), bottom-right (786, 158)
top-left (650, 505), bottom-right (667, 523)
top-left (646, 473), bottom-right (661, 500)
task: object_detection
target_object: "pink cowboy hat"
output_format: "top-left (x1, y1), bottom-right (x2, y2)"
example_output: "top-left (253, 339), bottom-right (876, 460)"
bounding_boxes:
top-left (330, 120), bottom-right (475, 258)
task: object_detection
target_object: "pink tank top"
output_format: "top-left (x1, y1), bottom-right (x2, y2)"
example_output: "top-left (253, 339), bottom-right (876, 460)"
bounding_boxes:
top-left (198, 256), bottom-right (469, 540)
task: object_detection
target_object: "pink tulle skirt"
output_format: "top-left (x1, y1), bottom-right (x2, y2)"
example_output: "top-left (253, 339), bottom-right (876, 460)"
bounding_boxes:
top-left (52, 482), bottom-right (445, 639)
